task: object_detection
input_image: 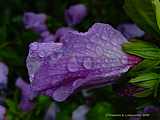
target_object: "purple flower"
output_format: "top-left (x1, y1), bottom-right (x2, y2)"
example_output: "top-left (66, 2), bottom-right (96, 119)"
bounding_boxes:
top-left (0, 62), bottom-right (8, 89)
top-left (19, 99), bottom-right (35, 112)
top-left (23, 12), bottom-right (48, 33)
top-left (117, 23), bottom-right (145, 39)
top-left (26, 23), bottom-right (141, 102)
top-left (72, 105), bottom-right (89, 120)
top-left (55, 27), bottom-right (74, 42)
top-left (37, 27), bottom-right (73, 43)
top-left (0, 105), bottom-right (6, 120)
top-left (39, 31), bottom-right (56, 43)
top-left (16, 77), bottom-right (37, 111)
top-left (44, 103), bottom-right (59, 120)
top-left (65, 4), bottom-right (87, 26)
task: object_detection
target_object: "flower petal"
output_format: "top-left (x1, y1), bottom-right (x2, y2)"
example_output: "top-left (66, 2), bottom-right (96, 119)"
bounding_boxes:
top-left (27, 23), bottom-right (141, 101)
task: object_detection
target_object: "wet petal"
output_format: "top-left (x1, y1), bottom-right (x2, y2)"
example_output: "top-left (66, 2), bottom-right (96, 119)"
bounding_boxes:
top-left (27, 23), bottom-right (141, 101)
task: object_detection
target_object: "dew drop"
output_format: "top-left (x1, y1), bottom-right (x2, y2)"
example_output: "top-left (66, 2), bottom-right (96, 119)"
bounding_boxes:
top-left (86, 44), bottom-right (92, 49)
top-left (90, 35), bottom-right (97, 42)
top-left (83, 57), bottom-right (92, 69)
top-left (101, 33), bottom-right (108, 41)
top-left (104, 59), bottom-right (109, 63)
top-left (96, 46), bottom-right (104, 55)
top-left (39, 51), bottom-right (46, 57)
top-left (30, 42), bottom-right (38, 50)
top-left (121, 56), bottom-right (128, 64)
top-left (67, 58), bottom-right (79, 72)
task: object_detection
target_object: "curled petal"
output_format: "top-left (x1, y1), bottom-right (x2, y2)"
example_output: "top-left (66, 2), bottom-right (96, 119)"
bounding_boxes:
top-left (27, 23), bottom-right (141, 101)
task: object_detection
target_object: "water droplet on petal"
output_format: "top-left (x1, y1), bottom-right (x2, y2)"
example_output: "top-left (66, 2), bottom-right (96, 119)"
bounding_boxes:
top-left (90, 35), bottom-right (97, 42)
top-left (86, 44), bottom-right (92, 49)
top-left (96, 46), bottom-right (103, 55)
top-left (30, 42), bottom-right (38, 50)
top-left (86, 43), bottom-right (97, 51)
top-left (105, 59), bottom-right (109, 63)
top-left (39, 51), bottom-right (46, 57)
top-left (101, 33), bottom-right (108, 41)
top-left (121, 56), bottom-right (128, 64)
top-left (83, 57), bottom-right (92, 69)
top-left (67, 58), bottom-right (79, 72)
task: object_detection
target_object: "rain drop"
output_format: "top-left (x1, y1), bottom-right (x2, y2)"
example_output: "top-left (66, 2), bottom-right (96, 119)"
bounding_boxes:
top-left (83, 57), bottom-right (92, 69)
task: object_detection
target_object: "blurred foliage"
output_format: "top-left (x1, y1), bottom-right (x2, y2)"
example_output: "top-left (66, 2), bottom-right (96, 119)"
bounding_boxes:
top-left (154, 0), bottom-right (160, 30)
top-left (124, 0), bottom-right (160, 37)
top-left (6, 96), bottom-right (52, 120)
top-left (130, 73), bottom-right (160, 97)
top-left (56, 102), bottom-right (78, 120)
top-left (87, 102), bottom-right (113, 120)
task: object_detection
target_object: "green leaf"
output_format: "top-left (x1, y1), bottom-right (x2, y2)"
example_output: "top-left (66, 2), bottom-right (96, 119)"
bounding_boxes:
top-left (129, 73), bottom-right (160, 97)
top-left (154, 0), bottom-right (160, 30)
top-left (134, 89), bottom-right (153, 97)
top-left (123, 40), bottom-right (160, 59)
top-left (128, 59), bottom-right (160, 77)
top-left (130, 73), bottom-right (159, 84)
top-left (6, 99), bottom-right (18, 113)
top-left (127, 59), bottom-right (160, 77)
top-left (87, 102), bottom-right (113, 120)
top-left (124, 0), bottom-right (160, 36)
top-left (0, 48), bottom-right (22, 66)
top-left (134, 80), bottom-right (156, 89)
top-left (56, 102), bottom-right (78, 120)
top-left (35, 96), bottom-right (51, 115)
top-left (0, 26), bottom-right (7, 42)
